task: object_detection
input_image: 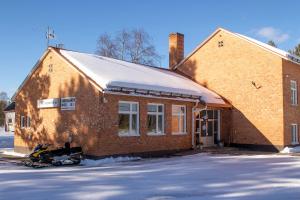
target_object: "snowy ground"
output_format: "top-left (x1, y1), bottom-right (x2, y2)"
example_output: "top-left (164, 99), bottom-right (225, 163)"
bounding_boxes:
top-left (1, 153), bottom-right (300, 200)
top-left (0, 127), bottom-right (14, 148)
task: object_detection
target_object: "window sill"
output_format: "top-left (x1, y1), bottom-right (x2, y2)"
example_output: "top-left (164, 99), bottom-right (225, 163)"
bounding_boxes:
top-left (147, 133), bottom-right (165, 136)
top-left (291, 142), bottom-right (299, 145)
top-left (172, 132), bottom-right (187, 135)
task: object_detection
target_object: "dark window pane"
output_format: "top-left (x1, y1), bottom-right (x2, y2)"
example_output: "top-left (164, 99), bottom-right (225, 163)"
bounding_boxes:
top-left (118, 114), bottom-right (130, 134)
top-left (214, 110), bottom-right (219, 119)
top-left (131, 114), bottom-right (138, 134)
top-left (214, 120), bottom-right (218, 135)
top-left (147, 115), bottom-right (156, 133)
top-left (207, 121), bottom-right (213, 136)
top-left (158, 105), bottom-right (163, 112)
top-left (195, 120), bottom-right (200, 133)
top-left (208, 110), bottom-right (213, 119)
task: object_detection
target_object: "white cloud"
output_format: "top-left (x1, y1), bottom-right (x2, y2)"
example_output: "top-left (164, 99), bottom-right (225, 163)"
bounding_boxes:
top-left (256, 27), bottom-right (289, 43)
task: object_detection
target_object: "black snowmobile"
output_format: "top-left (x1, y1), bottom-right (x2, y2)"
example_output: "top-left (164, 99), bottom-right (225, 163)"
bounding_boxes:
top-left (23, 142), bottom-right (83, 168)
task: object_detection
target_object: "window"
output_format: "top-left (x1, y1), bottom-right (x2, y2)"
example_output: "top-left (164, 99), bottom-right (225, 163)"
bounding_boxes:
top-left (118, 101), bottom-right (139, 136)
top-left (8, 118), bottom-right (12, 123)
top-left (172, 105), bottom-right (186, 134)
top-left (291, 124), bottom-right (299, 144)
top-left (27, 116), bottom-right (31, 128)
top-left (291, 80), bottom-right (298, 105)
top-left (147, 104), bottom-right (164, 135)
top-left (20, 116), bottom-right (25, 129)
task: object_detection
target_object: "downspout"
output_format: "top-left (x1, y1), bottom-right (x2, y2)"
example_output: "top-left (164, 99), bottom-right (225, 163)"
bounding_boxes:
top-left (192, 98), bottom-right (207, 149)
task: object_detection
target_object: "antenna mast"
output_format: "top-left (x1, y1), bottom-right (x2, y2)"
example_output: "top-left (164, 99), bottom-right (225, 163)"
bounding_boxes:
top-left (46, 26), bottom-right (55, 47)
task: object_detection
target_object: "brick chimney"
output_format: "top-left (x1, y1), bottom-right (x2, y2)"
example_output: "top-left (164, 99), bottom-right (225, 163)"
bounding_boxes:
top-left (169, 32), bottom-right (184, 69)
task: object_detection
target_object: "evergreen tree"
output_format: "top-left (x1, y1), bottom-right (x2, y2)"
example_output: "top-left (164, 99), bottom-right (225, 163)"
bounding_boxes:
top-left (267, 40), bottom-right (277, 48)
top-left (0, 100), bottom-right (7, 127)
top-left (289, 44), bottom-right (300, 57)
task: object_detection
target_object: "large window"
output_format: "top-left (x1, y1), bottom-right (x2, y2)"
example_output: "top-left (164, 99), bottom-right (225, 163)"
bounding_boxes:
top-left (172, 105), bottom-right (186, 134)
top-left (291, 124), bottom-right (299, 145)
top-left (20, 116), bottom-right (25, 129)
top-left (291, 80), bottom-right (298, 105)
top-left (147, 104), bottom-right (164, 135)
top-left (118, 101), bottom-right (139, 136)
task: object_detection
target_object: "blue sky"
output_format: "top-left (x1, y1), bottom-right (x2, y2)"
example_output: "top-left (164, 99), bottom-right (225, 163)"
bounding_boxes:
top-left (1, 0), bottom-right (300, 98)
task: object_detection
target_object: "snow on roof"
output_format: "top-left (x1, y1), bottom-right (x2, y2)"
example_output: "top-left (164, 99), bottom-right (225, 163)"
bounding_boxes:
top-left (233, 32), bottom-right (300, 64)
top-left (174, 28), bottom-right (300, 69)
top-left (60, 49), bottom-right (226, 105)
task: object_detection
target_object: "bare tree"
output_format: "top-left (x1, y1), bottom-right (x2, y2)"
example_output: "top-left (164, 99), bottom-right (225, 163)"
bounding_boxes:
top-left (96, 33), bottom-right (118, 58)
top-left (96, 28), bottom-right (161, 66)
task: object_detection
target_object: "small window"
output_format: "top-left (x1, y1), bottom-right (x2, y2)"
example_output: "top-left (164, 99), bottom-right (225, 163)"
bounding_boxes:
top-left (8, 118), bottom-right (12, 123)
top-left (118, 101), bottom-right (139, 136)
top-left (172, 105), bottom-right (187, 134)
top-left (291, 80), bottom-right (298, 105)
top-left (291, 124), bottom-right (299, 144)
top-left (27, 116), bottom-right (31, 128)
top-left (147, 104), bottom-right (164, 135)
top-left (48, 64), bottom-right (53, 73)
top-left (20, 116), bottom-right (25, 129)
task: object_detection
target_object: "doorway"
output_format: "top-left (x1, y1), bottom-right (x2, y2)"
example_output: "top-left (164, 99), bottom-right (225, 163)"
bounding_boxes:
top-left (195, 110), bottom-right (220, 147)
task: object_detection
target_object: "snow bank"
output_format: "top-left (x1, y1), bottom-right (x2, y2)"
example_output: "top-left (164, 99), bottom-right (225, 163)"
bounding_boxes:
top-left (0, 148), bottom-right (27, 157)
top-left (81, 156), bottom-right (141, 166)
top-left (281, 146), bottom-right (300, 153)
top-left (0, 127), bottom-right (14, 148)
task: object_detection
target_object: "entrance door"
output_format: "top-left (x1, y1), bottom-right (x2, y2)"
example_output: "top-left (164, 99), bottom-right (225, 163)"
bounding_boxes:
top-left (195, 110), bottom-right (220, 147)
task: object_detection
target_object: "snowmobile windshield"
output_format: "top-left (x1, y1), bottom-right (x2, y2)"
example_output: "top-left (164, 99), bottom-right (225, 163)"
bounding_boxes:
top-left (34, 144), bottom-right (43, 151)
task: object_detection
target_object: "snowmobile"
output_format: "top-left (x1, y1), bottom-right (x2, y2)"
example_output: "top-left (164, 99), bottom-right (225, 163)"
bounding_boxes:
top-left (23, 142), bottom-right (83, 168)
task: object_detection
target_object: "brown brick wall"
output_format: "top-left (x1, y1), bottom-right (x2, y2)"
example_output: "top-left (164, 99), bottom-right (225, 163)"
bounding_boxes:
top-left (177, 30), bottom-right (285, 149)
top-left (14, 50), bottom-right (103, 154)
top-left (15, 49), bottom-right (214, 156)
top-left (282, 59), bottom-right (300, 146)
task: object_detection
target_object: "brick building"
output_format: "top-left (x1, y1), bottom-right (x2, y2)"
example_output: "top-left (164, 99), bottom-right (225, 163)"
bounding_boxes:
top-left (13, 28), bottom-right (300, 156)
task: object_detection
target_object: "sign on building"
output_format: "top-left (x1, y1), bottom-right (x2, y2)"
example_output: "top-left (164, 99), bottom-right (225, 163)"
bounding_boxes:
top-left (37, 98), bottom-right (60, 108)
top-left (61, 97), bottom-right (76, 110)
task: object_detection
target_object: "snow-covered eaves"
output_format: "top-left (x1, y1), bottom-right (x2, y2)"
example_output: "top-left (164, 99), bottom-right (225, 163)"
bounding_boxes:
top-left (59, 49), bottom-right (227, 106)
top-left (174, 28), bottom-right (300, 69)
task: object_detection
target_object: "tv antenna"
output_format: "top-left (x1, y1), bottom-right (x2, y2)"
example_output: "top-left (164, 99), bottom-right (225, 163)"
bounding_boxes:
top-left (46, 26), bottom-right (55, 47)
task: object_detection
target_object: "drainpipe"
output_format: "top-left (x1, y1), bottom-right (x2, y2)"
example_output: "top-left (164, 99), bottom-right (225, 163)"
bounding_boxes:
top-left (192, 98), bottom-right (207, 149)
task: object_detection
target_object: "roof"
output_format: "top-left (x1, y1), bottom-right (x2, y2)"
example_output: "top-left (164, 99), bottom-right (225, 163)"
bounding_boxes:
top-left (59, 49), bottom-right (226, 105)
top-left (174, 28), bottom-right (300, 69)
top-left (4, 102), bottom-right (15, 112)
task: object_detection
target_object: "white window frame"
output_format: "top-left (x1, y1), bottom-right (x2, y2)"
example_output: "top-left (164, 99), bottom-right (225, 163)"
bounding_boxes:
top-left (291, 124), bottom-right (299, 145)
top-left (20, 116), bottom-right (25, 129)
top-left (147, 103), bottom-right (165, 136)
top-left (27, 116), bottom-right (31, 128)
top-left (291, 80), bottom-right (298, 105)
top-left (118, 101), bottom-right (139, 136)
top-left (172, 105), bottom-right (187, 135)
